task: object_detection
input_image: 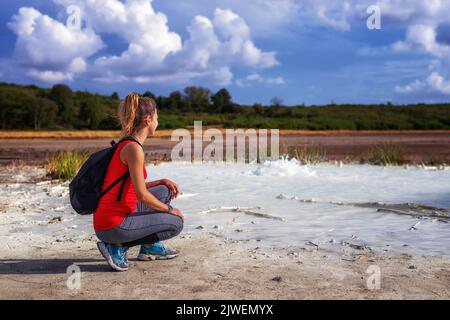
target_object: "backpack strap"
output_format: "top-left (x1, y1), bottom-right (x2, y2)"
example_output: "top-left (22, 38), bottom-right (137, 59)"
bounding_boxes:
top-left (99, 171), bottom-right (130, 198)
top-left (101, 136), bottom-right (144, 202)
top-left (117, 175), bottom-right (128, 202)
top-left (117, 135), bottom-right (144, 149)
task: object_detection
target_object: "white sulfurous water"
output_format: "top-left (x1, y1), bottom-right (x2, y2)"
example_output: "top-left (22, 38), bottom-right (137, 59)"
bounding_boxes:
top-left (1, 160), bottom-right (449, 257)
top-left (149, 160), bottom-right (450, 257)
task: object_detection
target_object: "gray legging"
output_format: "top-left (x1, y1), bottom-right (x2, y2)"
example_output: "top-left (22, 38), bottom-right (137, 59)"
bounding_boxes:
top-left (95, 184), bottom-right (183, 247)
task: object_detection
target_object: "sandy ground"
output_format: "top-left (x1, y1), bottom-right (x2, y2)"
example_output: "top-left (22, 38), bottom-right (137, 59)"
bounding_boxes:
top-left (1, 131), bottom-right (449, 165)
top-left (1, 234), bottom-right (449, 300)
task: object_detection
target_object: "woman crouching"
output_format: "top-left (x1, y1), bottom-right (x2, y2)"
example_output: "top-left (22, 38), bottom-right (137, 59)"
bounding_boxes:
top-left (94, 92), bottom-right (184, 271)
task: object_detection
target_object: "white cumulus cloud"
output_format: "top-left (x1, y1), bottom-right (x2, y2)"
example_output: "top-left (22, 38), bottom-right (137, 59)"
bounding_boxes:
top-left (7, 6), bottom-right (103, 82)
top-left (396, 72), bottom-right (450, 95)
top-left (236, 73), bottom-right (285, 87)
top-left (392, 22), bottom-right (450, 96)
top-left (7, 0), bottom-right (280, 86)
top-left (88, 4), bottom-right (279, 85)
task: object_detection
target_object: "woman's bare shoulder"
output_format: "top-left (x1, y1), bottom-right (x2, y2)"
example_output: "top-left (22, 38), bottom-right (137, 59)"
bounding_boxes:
top-left (120, 142), bottom-right (144, 164)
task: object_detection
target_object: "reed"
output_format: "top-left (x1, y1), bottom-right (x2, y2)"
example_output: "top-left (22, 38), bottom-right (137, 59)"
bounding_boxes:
top-left (46, 150), bottom-right (89, 181)
top-left (285, 144), bottom-right (327, 165)
top-left (363, 142), bottom-right (407, 166)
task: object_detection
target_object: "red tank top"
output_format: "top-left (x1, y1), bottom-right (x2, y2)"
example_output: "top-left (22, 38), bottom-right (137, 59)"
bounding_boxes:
top-left (93, 140), bottom-right (147, 231)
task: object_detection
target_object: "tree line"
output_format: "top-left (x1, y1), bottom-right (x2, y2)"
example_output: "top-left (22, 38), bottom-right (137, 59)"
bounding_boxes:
top-left (0, 82), bottom-right (449, 130)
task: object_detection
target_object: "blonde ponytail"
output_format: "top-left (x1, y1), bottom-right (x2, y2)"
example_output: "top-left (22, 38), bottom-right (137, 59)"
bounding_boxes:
top-left (119, 92), bottom-right (140, 136)
top-left (118, 92), bottom-right (157, 137)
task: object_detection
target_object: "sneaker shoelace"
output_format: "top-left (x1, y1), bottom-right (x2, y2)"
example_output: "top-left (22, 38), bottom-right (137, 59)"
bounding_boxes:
top-left (123, 247), bottom-right (130, 263)
top-left (155, 242), bottom-right (173, 254)
top-left (110, 245), bottom-right (128, 264)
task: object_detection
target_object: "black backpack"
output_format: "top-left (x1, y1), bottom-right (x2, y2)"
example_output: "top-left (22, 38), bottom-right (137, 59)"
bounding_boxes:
top-left (69, 136), bottom-right (143, 215)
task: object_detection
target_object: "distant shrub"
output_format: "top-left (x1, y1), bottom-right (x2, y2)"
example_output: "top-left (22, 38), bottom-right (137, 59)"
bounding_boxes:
top-left (2, 82), bottom-right (450, 131)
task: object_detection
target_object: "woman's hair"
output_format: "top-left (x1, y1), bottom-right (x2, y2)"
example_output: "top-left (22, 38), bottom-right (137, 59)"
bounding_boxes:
top-left (118, 92), bottom-right (156, 137)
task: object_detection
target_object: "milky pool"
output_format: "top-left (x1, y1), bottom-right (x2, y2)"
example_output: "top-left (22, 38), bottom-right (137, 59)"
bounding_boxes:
top-left (151, 159), bottom-right (450, 256)
top-left (1, 160), bottom-right (449, 257)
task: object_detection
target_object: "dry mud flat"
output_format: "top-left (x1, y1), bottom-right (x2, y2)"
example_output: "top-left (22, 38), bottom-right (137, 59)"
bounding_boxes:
top-left (0, 234), bottom-right (449, 300)
top-left (1, 130), bottom-right (450, 165)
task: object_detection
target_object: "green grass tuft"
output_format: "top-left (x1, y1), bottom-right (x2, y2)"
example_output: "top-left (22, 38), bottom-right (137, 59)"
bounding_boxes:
top-left (281, 144), bottom-right (327, 165)
top-left (46, 150), bottom-right (89, 181)
top-left (363, 143), bottom-right (407, 166)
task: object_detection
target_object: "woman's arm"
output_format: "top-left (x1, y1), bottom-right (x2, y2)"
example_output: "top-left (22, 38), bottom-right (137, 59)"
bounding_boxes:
top-left (145, 180), bottom-right (164, 189)
top-left (145, 179), bottom-right (180, 198)
top-left (120, 143), bottom-right (170, 213)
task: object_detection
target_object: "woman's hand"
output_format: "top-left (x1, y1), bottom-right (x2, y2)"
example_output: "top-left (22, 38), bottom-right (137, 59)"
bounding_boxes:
top-left (171, 207), bottom-right (184, 222)
top-left (161, 179), bottom-right (180, 199)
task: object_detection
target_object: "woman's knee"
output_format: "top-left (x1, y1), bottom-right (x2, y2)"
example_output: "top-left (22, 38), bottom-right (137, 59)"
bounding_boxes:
top-left (148, 184), bottom-right (172, 203)
top-left (174, 216), bottom-right (184, 236)
top-left (167, 215), bottom-right (184, 238)
top-left (156, 218), bottom-right (183, 242)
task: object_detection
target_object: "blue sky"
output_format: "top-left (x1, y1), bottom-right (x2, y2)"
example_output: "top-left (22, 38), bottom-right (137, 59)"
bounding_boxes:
top-left (1, 0), bottom-right (449, 105)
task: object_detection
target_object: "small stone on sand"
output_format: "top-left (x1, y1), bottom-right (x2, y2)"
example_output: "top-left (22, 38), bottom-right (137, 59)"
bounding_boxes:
top-left (48, 216), bottom-right (62, 224)
top-left (271, 276), bottom-right (282, 282)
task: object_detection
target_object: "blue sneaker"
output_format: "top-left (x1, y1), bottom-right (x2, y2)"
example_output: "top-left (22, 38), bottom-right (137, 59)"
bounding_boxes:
top-left (137, 242), bottom-right (179, 261)
top-left (97, 242), bottom-right (129, 272)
